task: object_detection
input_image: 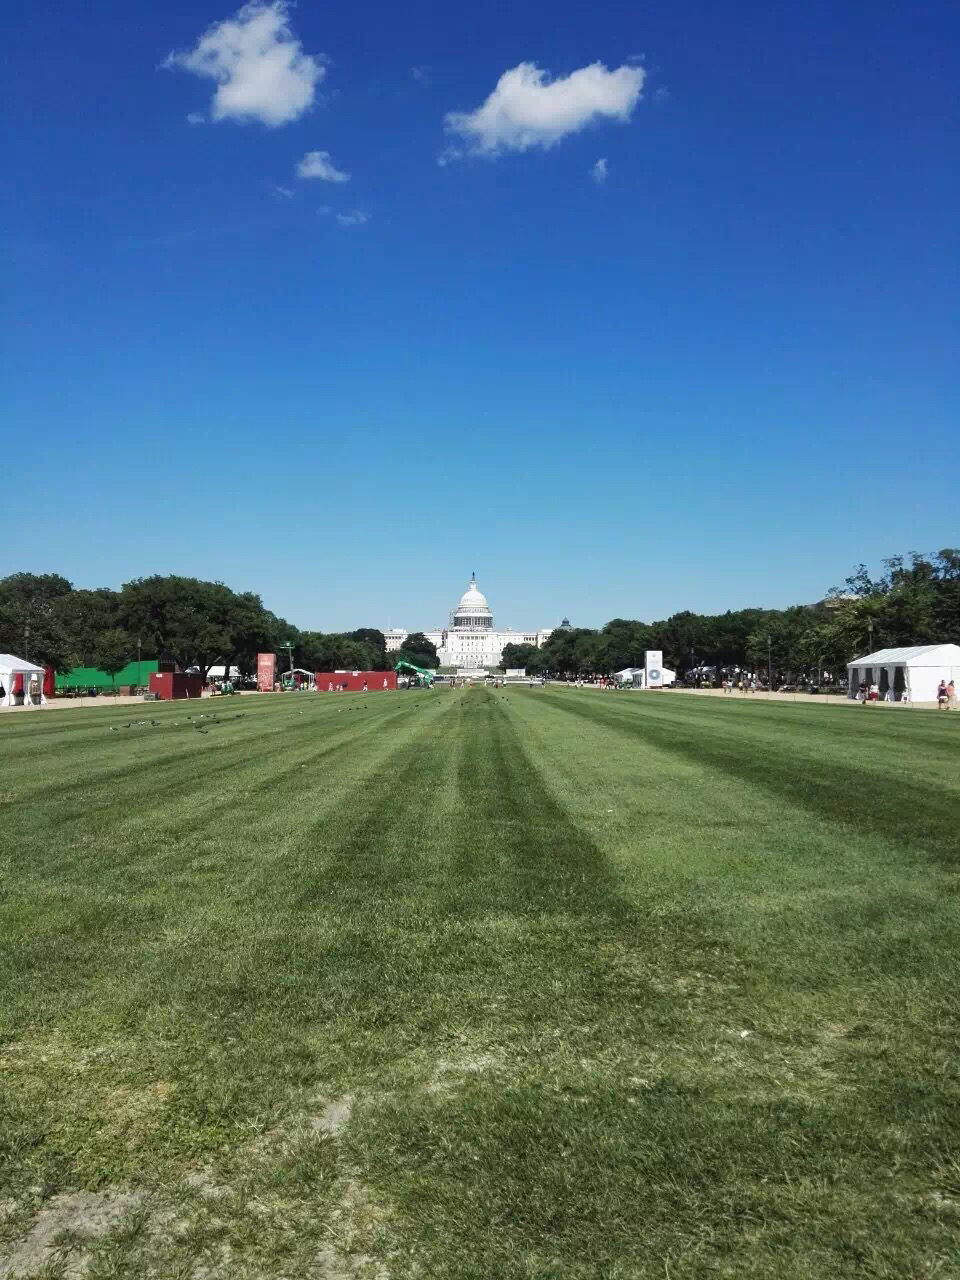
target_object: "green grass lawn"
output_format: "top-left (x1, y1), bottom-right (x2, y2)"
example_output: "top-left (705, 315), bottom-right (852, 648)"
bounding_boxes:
top-left (1, 687), bottom-right (958, 1279)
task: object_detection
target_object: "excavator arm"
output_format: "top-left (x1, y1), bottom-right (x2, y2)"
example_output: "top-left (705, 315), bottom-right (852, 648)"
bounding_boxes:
top-left (394, 659), bottom-right (434, 687)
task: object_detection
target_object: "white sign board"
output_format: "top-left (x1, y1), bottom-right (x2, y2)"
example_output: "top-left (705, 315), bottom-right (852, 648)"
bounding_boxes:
top-left (506, 668), bottom-right (526, 678)
top-left (645, 650), bottom-right (663, 689)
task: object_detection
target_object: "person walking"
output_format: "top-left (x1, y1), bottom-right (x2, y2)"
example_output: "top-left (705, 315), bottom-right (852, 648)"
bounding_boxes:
top-left (948, 678), bottom-right (956, 710)
top-left (937, 679), bottom-right (949, 709)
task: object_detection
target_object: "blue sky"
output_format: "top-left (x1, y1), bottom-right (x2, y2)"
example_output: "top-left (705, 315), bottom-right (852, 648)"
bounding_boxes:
top-left (3, 0), bottom-right (957, 632)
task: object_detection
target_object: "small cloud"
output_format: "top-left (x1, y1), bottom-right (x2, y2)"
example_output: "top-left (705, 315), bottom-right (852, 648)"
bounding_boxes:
top-left (654, 86), bottom-right (669, 103)
top-left (165, 0), bottom-right (325, 128)
top-left (436, 145), bottom-right (463, 167)
top-left (336, 210), bottom-right (369, 226)
top-left (627, 54), bottom-right (646, 65)
top-left (296, 149), bottom-right (350, 182)
top-left (271, 184), bottom-right (295, 199)
top-left (186, 111), bottom-right (206, 125)
top-left (591, 157), bottom-right (608, 184)
top-left (411, 65), bottom-right (431, 86)
top-left (317, 204), bottom-right (332, 215)
top-left (444, 61), bottom-right (645, 157)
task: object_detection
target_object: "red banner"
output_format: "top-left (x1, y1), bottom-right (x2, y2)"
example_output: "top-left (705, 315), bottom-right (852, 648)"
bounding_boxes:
top-left (257, 652), bottom-right (276, 692)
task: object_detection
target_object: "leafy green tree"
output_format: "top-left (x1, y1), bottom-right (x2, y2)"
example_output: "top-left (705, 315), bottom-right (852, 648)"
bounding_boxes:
top-left (299, 632), bottom-right (375, 672)
top-left (500, 642), bottom-right (539, 671)
top-left (117, 576), bottom-right (282, 682)
top-left (599, 620), bottom-right (654, 672)
top-left (0, 572), bottom-right (74, 670)
top-left (92, 629), bottom-right (133, 688)
top-left (53, 588), bottom-right (121, 667)
top-left (397, 633), bottom-right (439, 670)
top-left (351, 628), bottom-right (390, 670)
top-left (224, 594), bottom-right (288, 680)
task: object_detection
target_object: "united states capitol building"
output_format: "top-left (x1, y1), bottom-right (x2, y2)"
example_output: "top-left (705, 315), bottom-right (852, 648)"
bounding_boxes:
top-left (384, 574), bottom-right (566, 671)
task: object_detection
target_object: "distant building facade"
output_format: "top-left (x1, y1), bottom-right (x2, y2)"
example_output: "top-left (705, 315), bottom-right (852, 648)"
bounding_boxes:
top-left (385, 574), bottom-right (556, 670)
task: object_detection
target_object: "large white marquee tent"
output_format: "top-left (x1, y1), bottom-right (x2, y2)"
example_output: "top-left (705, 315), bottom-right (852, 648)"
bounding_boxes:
top-left (847, 644), bottom-right (960, 703)
top-left (0, 653), bottom-right (47, 707)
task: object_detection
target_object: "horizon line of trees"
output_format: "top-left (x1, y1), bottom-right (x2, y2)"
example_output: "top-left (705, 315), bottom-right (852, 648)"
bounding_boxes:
top-left (0, 550), bottom-right (956, 685)
top-left (0, 573), bottom-right (441, 684)
top-left (502, 549), bottom-right (960, 680)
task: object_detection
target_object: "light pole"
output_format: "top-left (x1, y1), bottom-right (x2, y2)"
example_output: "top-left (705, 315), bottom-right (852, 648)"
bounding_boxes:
top-left (767, 636), bottom-right (773, 693)
top-left (137, 637), bottom-right (142, 692)
top-left (24, 623), bottom-right (30, 663)
top-left (868, 617), bottom-right (875, 650)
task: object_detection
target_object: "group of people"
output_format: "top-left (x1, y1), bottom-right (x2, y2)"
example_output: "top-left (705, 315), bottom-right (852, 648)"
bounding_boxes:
top-left (721, 678), bottom-right (760, 693)
top-left (855, 678), bottom-right (957, 706)
top-left (856, 681), bottom-right (906, 703)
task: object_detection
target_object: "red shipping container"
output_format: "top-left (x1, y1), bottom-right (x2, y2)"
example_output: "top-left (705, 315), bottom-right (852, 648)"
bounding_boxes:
top-left (149, 672), bottom-right (205, 700)
top-left (315, 671), bottom-right (397, 692)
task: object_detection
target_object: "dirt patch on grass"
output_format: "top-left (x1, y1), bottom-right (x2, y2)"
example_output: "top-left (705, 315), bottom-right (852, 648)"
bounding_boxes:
top-left (311, 1094), bottom-right (355, 1136)
top-left (0, 1190), bottom-right (142, 1278)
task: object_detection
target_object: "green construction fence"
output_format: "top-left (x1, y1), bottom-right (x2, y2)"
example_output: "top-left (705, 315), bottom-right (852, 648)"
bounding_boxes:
top-left (56, 660), bottom-right (159, 691)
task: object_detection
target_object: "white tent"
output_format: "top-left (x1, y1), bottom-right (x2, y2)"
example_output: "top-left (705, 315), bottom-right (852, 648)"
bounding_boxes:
top-left (615, 666), bottom-right (676, 688)
top-left (0, 653), bottom-right (48, 707)
top-left (847, 644), bottom-right (960, 703)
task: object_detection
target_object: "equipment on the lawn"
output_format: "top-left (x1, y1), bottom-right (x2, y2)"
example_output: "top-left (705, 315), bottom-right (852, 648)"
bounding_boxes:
top-left (394, 659), bottom-right (434, 688)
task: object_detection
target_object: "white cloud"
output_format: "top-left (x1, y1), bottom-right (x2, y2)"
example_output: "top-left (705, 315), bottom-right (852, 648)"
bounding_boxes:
top-left (591, 157), bottom-right (608, 183)
top-left (270, 183), bottom-right (295, 199)
top-left (296, 150), bottom-right (350, 182)
top-left (411, 65), bottom-right (431, 86)
top-left (186, 111), bottom-right (206, 125)
top-left (444, 61), bottom-right (644, 156)
top-left (166, 1), bottom-right (324, 127)
top-left (336, 210), bottom-right (369, 226)
top-left (317, 204), bottom-right (332, 215)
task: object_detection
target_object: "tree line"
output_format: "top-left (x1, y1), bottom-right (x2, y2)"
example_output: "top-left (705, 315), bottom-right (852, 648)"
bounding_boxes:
top-left (1, 550), bottom-right (956, 684)
top-left (501, 549), bottom-right (960, 680)
top-left (0, 573), bottom-right (440, 682)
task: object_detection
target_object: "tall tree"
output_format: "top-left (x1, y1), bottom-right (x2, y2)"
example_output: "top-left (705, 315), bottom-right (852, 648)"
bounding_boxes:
top-left (0, 572), bottom-right (74, 669)
top-left (500, 642), bottom-right (539, 671)
top-left (118, 576), bottom-right (247, 681)
top-left (92, 629), bottom-right (133, 689)
top-left (52, 588), bottom-right (121, 667)
top-left (397, 633), bottom-right (439, 670)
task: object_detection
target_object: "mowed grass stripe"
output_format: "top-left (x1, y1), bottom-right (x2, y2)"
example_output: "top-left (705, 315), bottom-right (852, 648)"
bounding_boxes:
top-left (345, 689), bottom-right (960, 1278)
top-left (0, 693), bottom-right (413, 810)
top-left (0, 693), bottom-right (458, 1036)
top-left (2, 687), bottom-right (959, 1278)
top-left (537, 687), bottom-right (960, 863)
top-left (501, 685), bottom-right (959, 1047)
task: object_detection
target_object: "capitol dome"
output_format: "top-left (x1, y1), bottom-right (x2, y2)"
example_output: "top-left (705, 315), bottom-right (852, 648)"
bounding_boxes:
top-left (452, 573), bottom-right (494, 629)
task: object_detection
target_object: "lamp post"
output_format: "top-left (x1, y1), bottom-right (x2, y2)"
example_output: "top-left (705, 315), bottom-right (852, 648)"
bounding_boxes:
top-left (137, 637), bottom-right (142, 693)
top-left (767, 636), bottom-right (773, 693)
top-left (24, 623), bottom-right (30, 663)
top-left (868, 617), bottom-right (874, 650)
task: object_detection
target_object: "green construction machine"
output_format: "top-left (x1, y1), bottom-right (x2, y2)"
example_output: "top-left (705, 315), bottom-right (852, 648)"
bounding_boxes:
top-left (394, 659), bottom-right (434, 688)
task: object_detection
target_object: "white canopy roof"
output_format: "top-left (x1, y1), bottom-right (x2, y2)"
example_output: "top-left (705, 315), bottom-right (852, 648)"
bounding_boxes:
top-left (0, 653), bottom-right (46, 675)
top-left (847, 643), bottom-right (960, 668)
